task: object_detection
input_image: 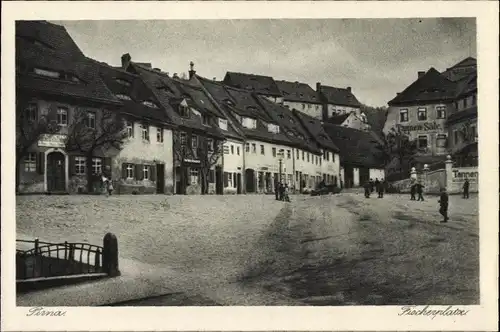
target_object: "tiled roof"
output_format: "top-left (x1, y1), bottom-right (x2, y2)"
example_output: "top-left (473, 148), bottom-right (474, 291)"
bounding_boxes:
top-left (92, 59), bottom-right (172, 124)
top-left (16, 21), bottom-right (120, 105)
top-left (292, 110), bottom-right (340, 153)
top-left (446, 106), bottom-right (477, 125)
top-left (275, 80), bottom-right (321, 104)
top-left (129, 63), bottom-right (224, 138)
top-left (455, 73), bottom-right (477, 98)
top-left (388, 68), bottom-right (457, 105)
top-left (323, 123), bottom-right (385, 168)
top-left (326, 113), bottom-right (350, 125)
top-left (362, 108), bottom-right (387, 135)
top-left (255, 96), bottom-right (321, 153)
top-left (197, 75), bottom-right (293, 146)
top-left (319, 85), bottom-right (361, 108)
top-left (441, 57), bottom-right (477, 82)
top-left (223, 72), bottom-right (283, 97)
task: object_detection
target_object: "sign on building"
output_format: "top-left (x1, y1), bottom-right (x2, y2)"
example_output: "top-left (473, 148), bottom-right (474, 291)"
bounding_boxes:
top-left (451, 167), bottom-right (478, 183)
top-left (38, 134), bottom-right (67, 148)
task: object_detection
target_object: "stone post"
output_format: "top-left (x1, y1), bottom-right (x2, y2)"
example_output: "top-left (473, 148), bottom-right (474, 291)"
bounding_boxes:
top-left (445, 155), bottom-right (453, 193)
top-left (102, 232), bottom-right (120, 277)
top-left (423, 164), bottom-right (429, 193)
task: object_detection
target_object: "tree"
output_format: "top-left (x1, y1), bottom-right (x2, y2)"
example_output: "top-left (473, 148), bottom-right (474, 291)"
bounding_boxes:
top-left (458, 119), bottom-right (477, 145)
top-left (15, 98), bottom-right (60, 192)
top-left (382, 125), bottom-right (418, 175)
top-left (172, 130), bottom-right (223, 195)
top-left (65, 108), bottom-right (127, 193)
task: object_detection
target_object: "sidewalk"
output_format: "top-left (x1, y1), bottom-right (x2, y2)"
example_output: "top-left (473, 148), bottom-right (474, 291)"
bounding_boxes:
top-left (16, 233), bottom-right (189, 306)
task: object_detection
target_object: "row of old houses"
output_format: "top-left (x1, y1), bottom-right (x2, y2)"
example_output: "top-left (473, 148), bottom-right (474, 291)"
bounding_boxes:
top-left (16, 21), bottom-right (386, 195)
top-left (382, 56), bottom-right (478, 171)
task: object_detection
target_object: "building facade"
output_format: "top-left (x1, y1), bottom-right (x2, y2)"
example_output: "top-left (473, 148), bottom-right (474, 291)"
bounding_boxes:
top-left (275, 80), bottom-right (323, 119)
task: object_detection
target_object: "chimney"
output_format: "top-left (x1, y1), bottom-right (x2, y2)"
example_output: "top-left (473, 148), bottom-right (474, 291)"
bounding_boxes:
top-left (418, 71), bottom-right (425, 78)
top-left (188, 61), bottom-right (196, 79)
top-left (346, 87), bottom-right (351, 92)
top-left (173, 73), bottom-right (179, 79)
top-left (213, 77), bottom-right (217, 81)
top-left (121, 53), bottom-right (131, 69)
top-left (316, 82), bottom-right (321, 92)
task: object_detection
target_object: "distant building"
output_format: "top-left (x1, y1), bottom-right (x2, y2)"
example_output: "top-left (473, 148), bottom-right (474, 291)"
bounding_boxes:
top-left (441, 57), bottom-right (477, 82)
top-left (223, 72), bottom-right (284, 104)
top-left (275, 80), bottom-right (323, 119)
top-left (323, 124), bottom-right (385, 188)
top-left (327, 113), bottom-right (371, 131)
top-left (317, 83), bottom-right (363, 119)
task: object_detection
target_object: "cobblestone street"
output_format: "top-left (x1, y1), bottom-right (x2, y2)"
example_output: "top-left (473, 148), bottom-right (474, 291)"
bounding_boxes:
top-left (16, 193), bottom-right (479, 305)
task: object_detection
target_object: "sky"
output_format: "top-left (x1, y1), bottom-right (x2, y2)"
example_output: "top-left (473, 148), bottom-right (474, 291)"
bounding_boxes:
top-left (55, 18), bottom-right (476, 107)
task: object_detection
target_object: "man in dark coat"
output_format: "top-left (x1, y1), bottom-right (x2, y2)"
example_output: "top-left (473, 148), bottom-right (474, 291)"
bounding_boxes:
top-left (364, 181), bottom-right (371, 198)
top-left (463, 178), bottom-right (470, 199)
top-left (374, 178), bottom-right (380, 193)
top-left (410, 183), bottom-right (416, 200)
top-left (416, 183), bottom-right (425, 201)
top-left (438, 187), bottom-right (449, 223)
top-left (369, 179), bottom-right (375, 193)
top-left (275, 179), bottom-right (280, 201)
top-left (377, 179), bottom-right (384, 198)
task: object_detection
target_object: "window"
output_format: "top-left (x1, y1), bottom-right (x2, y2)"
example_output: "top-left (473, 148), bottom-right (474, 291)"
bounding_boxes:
top-left (399, 109), bottom-right (409, 122)
top-left (251, 143), bottom-right (256, 153)
top-left (237, 146), bottom-right (240, 155)
top-left (57, 107), bottom-right (68, 126)
top-left (25, 103), bottom-right (37, 122)
top-left (302, 151), bottom-right (305, 160)
top-left (124, 164), bottom-right (134, 179)
top-left (242, 117), bottom-right (257, 129)
top-left (34, 68), bottom-right (60, 78)
top-left (268, 123), bottom-right (280, 134)
top-left (436, 134), bottom-right (447, 148)
top-left (191, 135), bottom-right (198, 150)
top-left (218, 118), bottom-right (228, 130)
top-left (86, 112), bottom-right (96, 129)
top-left (24, 153), bottom-right (36, 172)
top-left (417, 135), bottom-right (428, 150)
top-left (260, 145), bottom-right (265, 155)
top-left (245, 143), bottom-right (250, 153)
top-left (472, 94), bottom-right (477, 106)
top-left (202, 114), bottom-right (210, 126)
top-left (92, 158), bottom-right (102, 175)
top-left (142, 101), bottom-right (159, 108)
top-left (307, 153), bottom-right (310, 162)
top-left (141, 123), bottom-right (149, 141)
top-left (272, 147), bottom-right (277, 157)
top-left (454, 130), bottom-right (460, 144)
top-left (75, 157), bottom-right (86, 175)
top-left (326, 151), bottom-right (330, 161)
top-left (436, 106), bottom-right (446, 119)
top-left (463, 98), bottom-right (467, 109)
top-left (287, 150), bottom-right (291, 159)
top-left (190, 168), bottom-right (199, 185)
top-left (417, 108), bottom-right (427, 121)
top-left (179, 105), bottom-right (189, 117)
top-left (231, 145), bottom-right (234, 154)
top-left (143, 165), bottom-right (150, 180)
top-left (116, 94), bottom-right (132, 101)
top-left (180, 132), bottom-right (187, 146)
top-left (126, 121), bottom-right (134, 138)
top-left (156, 127), bottom-right (163, 143)
top-left (470, 125), bottom-right (477, 140)
top-left (332, 154), bottom-right (335, 162)
top-left (116, 78), bottom-right (131, 86)
top-left (228, 172), bottom-right (233, 188)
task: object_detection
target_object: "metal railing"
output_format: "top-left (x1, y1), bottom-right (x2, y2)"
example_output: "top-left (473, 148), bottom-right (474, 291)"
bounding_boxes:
top-left (16, 238), bottom-right (103, 280)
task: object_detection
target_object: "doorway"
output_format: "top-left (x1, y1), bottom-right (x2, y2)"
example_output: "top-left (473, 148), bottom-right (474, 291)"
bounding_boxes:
top-left (245, 169), bottom-right (255, 193)
top-left (47, 152), bottom-right (66, 192)
top-left (215, 166), bottom-right (223, 195)
top-left (236, 173), bottom-right (242, 194)
top-left (156, 163), bottom-right (165, 194)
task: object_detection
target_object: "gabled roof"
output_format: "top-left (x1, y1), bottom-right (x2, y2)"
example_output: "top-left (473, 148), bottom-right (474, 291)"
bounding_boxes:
top-left (455, 73), bottom-right (477, 98)
top-left (255, 95), bottom-right (320, 153)
top-left (129, 63), bottom-right (224, 138)
top-left (197, 75), bottom-right (293, 146)
top-left (92, 59), bottom-right (172, 125)
top-left (292, 110), bottom-right (340, 153)
top-left (323, 123), bottom-right (385, 168)
top-left (275, 80), bottom-right (321, 104)
top-left (449, 57), bottom-right (477, 69)
top-left (441, 57), bottom-right (477, 82)
top-left (326, 113), bottom-right (350, 125)
top-left (16, 21), bottom-right (120, 105)
top-left (388, 68), bottom-right (457, 105)
top-left (362, 107), bottom-right (387, 136)
top-left (319, 85), bottom-right (361, 108)
top-left (223, 72), bottom-right (283, 97)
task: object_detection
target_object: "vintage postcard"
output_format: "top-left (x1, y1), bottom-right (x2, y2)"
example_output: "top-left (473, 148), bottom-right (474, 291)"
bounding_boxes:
top-left (1, 1), bottom-right (498, 331)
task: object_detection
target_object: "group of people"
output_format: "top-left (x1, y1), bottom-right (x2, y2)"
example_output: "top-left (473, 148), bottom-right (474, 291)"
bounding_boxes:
top-left (275, 182), bottom-right (291, 202)
top-left (363, 178), bottom-right (386, 198)
top-left (410, 183), bottom-right (425, 201)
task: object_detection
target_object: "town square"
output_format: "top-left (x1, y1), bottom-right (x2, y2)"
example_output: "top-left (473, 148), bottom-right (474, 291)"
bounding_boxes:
top-left (13, 18), bottom-right (480, 306)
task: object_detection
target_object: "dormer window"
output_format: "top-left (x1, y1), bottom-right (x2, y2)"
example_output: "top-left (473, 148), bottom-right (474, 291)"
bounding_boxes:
top-left (33, 68), bottom-right (60, 78)
top-left (218, 118), bottom-right (228, 131)
top-left (142, 101), bottom-right (159, 108)
top-left (223, 99), bottom-right (234, 106)
top-left (179, 105), bottom-right (189, 117)
top-left (267, 123), bottom-right (280, 134)
top-left (242, 117), bottom-right (257, 129)
top-left (202, 113), bottom-right (211, 126)
top-left (116, 94), bottom-right (132, 101)
top-left (116, 78), bottom-right (131, 86)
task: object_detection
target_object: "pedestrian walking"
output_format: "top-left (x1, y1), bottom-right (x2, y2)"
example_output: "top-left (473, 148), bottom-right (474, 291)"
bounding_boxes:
top-left (107, 178), bottom-right (114, 196)
top-left (284, 184), bottom-right (291, 202)
top-left (410, 183), bottom-right (416, 200)
top-left (364, 180), bottom-right (371, 198)
top-left (374, 178), bottom-right (380, 193)
top-left (274, 179), bottom-right (280, 201)
top-left (377, 178), bottom-right (385, 198)
top-left (416, 183), bottom-right (425, 201)
top-left (369, 178), bottom-right (375, 193)
top-left (463, 178), bottom-right (470, 199)
top-left (279, 182), bottom-right (285, 201)
top-left (438, 187), bottom-right (449, 223)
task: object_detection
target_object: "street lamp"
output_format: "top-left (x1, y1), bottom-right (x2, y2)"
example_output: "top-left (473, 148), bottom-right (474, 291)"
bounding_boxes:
top-left (277, 150), bottom-right (284, 184)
